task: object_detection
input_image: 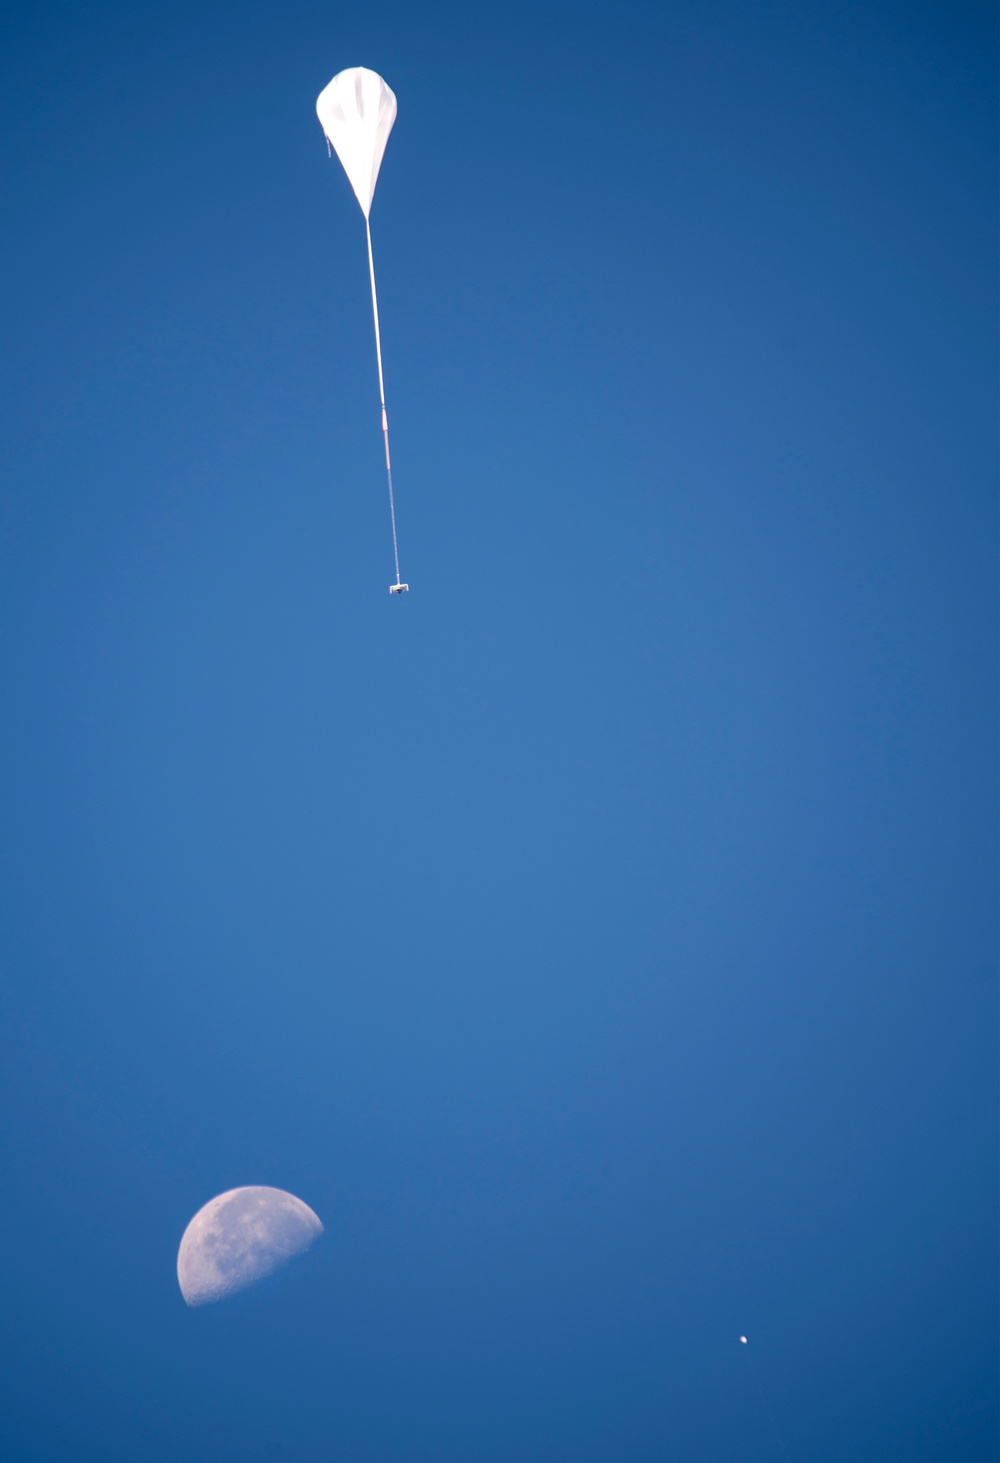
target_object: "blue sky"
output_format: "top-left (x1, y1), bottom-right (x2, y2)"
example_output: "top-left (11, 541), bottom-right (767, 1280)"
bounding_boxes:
top-left (0, 1), bottom-right (995, 1459)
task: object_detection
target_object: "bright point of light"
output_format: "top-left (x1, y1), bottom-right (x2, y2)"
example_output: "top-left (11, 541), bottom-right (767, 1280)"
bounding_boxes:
top-left (739, 1335), bottom-right (748, 1343)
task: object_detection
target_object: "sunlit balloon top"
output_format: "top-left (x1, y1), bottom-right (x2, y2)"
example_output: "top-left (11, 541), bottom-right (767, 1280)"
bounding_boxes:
top-left (316, 67), bottom-right (397, 219)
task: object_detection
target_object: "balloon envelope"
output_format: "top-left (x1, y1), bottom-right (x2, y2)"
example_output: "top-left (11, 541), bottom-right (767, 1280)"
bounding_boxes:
top-left (317, 67), bottom-right (397, 219)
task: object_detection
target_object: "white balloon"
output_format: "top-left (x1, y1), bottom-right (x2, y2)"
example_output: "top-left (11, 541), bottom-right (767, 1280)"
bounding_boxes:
top-left (316, 67), bottom-right (397, 219)
top-left (177, 1186), bottom-right (323, 1306)
top-left (315, 64), bottom-right (408, 593)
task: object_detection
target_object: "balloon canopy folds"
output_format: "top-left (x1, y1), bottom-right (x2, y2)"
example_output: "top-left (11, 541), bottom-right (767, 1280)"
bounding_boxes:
top-left (316, 67), bottom-right (397, 219)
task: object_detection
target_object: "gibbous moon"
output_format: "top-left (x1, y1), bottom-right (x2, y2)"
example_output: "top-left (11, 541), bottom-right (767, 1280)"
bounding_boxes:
top-left (177, 1186), bottom-right (323, 1306)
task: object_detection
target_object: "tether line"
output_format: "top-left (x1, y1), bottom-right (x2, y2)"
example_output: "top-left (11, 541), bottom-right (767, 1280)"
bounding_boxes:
top-left (365, 217), bottom-right (402, 588)
top-left (744, 1345), bottom-right (792, 1461)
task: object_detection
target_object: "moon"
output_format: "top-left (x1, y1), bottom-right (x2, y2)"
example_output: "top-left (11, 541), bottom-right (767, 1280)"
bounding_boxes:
top-left (177, 1186), bottom-right (323, 1306)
